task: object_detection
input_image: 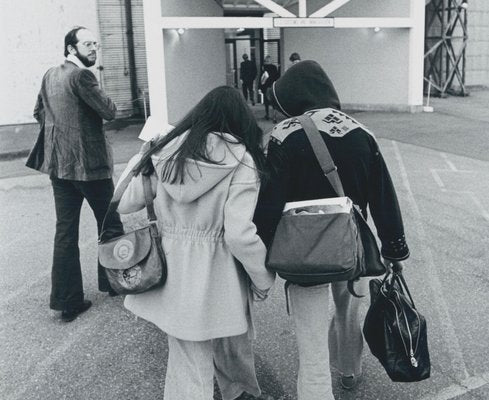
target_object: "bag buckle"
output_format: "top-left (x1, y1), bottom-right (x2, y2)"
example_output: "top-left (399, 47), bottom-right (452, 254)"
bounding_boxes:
top-left (324, 166), bottom-right (337, 175)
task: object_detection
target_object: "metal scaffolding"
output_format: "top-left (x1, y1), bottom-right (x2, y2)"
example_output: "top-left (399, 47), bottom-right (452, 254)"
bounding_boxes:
top-left (424, 0), bottom-right (469, 97)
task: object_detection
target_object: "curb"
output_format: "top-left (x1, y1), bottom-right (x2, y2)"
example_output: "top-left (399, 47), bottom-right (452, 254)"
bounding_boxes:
top-left (0, 150), bottom-right (30, 162)
top-left (0, 118), bottom-right (146, 162)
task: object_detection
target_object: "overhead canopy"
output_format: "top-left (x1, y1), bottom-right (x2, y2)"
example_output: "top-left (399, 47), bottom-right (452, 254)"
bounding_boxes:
top-left (139, 0), bottom-right (425, 139)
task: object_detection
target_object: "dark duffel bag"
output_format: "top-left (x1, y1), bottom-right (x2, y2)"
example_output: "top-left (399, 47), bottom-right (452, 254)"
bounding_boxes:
top-left (363, 271), bottom-right (431, 382)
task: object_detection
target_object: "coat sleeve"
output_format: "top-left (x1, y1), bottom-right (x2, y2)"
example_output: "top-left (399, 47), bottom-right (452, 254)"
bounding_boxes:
top-left (74, 69), bottom-right (117, 121)
top-left (367, 139), bottom-right (410, 261)
top-left (224, 153), bottom-right (276, 291)
top-left (117, 154), bottom-right (157, 214)
top-left (253, 139), bottom-right (289, 248)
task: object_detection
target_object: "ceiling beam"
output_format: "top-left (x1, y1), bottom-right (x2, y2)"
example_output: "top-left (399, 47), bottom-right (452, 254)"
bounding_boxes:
top-left (309, 0), bottom-right (351, 18)
top-left (160, 16), bottom-right (274, 29)
top-left (252, 0), bottom-right (296, 17)
top-left (334, 17), bottom-right (413, 28)
top-left (159, 16), bottom-right (413, 29)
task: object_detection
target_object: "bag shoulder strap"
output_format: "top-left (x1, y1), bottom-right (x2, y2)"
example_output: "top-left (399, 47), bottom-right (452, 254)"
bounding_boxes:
top-left (296, 114), bottom-right (345, 197)
top-left (99, 159), bottom-right (156, 241)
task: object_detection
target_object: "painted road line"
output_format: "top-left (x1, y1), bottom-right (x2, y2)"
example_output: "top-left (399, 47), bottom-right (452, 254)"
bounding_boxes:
top-left (467, 192), bottom-right (489, 223)
top-left (430, 169), bottom-right (445, 189)
top-left (418, 372), bottom-right (489, 400)
top-left (441, 152), bottom-right (458, 171)
top-left (428, 166), bottom-right (489, 223)
top-left (0, 236), bottom-right (98, 307)
top-left (392, 140), bottom-right (470, 382)
top-left (5, 306), bottom-right (114, 400)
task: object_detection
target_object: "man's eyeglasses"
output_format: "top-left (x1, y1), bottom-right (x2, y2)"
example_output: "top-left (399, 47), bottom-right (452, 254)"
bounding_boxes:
top-left (78, 41), bottom-right (100, 50)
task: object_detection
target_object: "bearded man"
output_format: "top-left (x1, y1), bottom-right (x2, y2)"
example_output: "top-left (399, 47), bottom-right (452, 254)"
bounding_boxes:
top-left (27, 26), bottom-right (123, 322)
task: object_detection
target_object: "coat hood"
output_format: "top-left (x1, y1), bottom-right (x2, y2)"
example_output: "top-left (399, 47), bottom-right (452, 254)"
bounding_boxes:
top-left (151, 132), bottom-right (247, 204)
top-left (270, 60), bottom-right (341, 117)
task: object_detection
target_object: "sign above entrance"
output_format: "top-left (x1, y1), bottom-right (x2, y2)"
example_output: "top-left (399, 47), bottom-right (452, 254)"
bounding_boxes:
top-left (273, 18), bottom-right (334, 28)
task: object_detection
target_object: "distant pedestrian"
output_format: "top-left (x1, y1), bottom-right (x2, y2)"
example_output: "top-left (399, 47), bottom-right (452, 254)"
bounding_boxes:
top-left (289, 52), bottom-right (301, 66)
top-left (254, 60), bottom-right (409, 399)
top-left (116, 86), bottom-right (275, 400)
top-left (26, 26), bottom-right (123, 322)
top-left (259, 55), bottom-right (280, 121)
top-left (240, 53), bottom-right (258, 105)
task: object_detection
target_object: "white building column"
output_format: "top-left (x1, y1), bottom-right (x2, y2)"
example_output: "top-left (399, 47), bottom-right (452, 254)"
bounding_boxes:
top-left (140, 0), bottom-right (168, 139)
top-left (408, 0), bottom-right (425, 109)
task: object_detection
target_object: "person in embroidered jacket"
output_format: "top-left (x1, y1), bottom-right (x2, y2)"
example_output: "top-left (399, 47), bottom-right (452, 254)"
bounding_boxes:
top-left (26, 27), bottom-right (123, 322)
top-left (116, 86), bottom-right (275, 400)
top-left (254, 60), bottom-right (409, 399)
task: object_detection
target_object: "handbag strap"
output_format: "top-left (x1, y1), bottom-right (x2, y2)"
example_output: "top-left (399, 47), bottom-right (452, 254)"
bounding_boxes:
top-left (99, 159), bottom-right (157, 241)
top-left (296, 114), bottom-right (345, 197)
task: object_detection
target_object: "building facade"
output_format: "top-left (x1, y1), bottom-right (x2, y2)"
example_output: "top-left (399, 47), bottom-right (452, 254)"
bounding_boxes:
top-left (1, 0), bottom-right (488, 127)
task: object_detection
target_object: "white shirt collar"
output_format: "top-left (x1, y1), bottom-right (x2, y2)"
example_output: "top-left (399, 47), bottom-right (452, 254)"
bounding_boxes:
top-left (66, 54), bottom-right (88, 69)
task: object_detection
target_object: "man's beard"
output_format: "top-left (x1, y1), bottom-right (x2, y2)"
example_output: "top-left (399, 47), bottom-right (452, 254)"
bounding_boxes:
top-left (75, 51), bottom-right (97, 67)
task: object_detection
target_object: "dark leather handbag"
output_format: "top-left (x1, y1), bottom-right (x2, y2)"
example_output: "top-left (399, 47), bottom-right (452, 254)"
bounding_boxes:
top-left (363, 271), bottom-right (431, 382)
top-left (267, 114), bottom-right (385, 291)
top-left (98, 159), bottom-right (167, 295)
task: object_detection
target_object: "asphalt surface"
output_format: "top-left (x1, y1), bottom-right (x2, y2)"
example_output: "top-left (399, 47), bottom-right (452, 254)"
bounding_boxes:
top-left (1, 91), bottom-right (489, 400)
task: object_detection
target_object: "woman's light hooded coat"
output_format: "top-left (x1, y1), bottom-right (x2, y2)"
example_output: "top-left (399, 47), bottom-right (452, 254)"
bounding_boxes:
top-left (117, 132), bottom-right (275, 341)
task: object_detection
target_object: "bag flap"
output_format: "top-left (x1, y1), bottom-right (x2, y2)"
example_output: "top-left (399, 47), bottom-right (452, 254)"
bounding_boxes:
top-left (99, 227), bottom-right (152, 270)
top-left (268, 210), bottom-right (359, 271)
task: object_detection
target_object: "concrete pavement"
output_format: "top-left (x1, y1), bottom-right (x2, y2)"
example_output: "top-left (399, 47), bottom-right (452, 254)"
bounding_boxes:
top-left (1, 91), bottom-right (489, 400)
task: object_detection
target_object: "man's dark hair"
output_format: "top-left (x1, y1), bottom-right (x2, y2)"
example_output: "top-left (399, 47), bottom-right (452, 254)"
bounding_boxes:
top-left (64, 26), bottom-right (86, 57)
top-left (289, 52), bottom-right (301, 62)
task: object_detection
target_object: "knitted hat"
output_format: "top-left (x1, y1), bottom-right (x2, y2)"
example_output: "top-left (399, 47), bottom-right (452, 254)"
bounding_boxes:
top-left (270, 60), bottom-right (341, 117)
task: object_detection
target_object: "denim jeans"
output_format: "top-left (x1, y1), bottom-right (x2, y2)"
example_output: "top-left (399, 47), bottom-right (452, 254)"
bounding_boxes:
top-left (164, 332), bottom-right (261, 400)
top-left (49, 177), bottom-right (123, 310)
top-left (288, 280), bottom-right (367, 400)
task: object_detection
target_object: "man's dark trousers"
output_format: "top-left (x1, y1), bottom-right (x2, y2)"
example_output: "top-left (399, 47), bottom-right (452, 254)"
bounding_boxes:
top-left (242, 80), bottom-right (255, 104)
top-left (50, 177), bottom-right (123, 310)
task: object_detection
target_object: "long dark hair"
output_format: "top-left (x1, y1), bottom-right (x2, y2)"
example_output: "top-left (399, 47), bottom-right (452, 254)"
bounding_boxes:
top-left (142, 86), bottom-right (267, 184)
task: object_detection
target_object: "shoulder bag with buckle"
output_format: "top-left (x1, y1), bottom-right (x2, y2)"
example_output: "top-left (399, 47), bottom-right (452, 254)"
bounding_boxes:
top-left (98, 158), bottom-right (167, 295)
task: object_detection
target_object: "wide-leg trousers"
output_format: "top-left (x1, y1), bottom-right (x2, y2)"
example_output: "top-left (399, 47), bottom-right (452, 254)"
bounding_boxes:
top-left (50, 177), bottom-right (123, 310)
top-left (288, 280), bottom-right (367, 400)
top-left (164, 332), bottom-right (261, 400)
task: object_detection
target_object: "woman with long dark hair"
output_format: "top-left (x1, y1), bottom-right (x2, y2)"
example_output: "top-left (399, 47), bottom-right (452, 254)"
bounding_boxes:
top-left (116, 86), bottom-right (275, 400)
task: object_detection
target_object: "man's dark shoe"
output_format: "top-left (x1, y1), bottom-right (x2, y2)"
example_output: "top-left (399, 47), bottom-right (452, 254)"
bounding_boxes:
top-left (108, 288), bottom-right (119, 297)
top-left (61, 300), bottom-right (92, 322)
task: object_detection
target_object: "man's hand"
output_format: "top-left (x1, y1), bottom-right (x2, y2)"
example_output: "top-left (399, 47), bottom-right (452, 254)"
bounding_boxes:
top-left (383, 259), bottom-right (404, 273)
